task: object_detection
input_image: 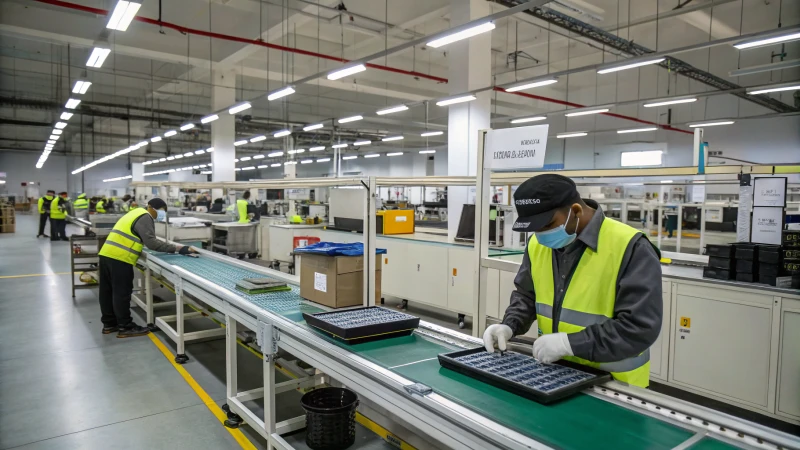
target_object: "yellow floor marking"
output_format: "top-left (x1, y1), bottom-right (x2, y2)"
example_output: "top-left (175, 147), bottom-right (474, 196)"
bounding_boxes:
top-left (147, 333), bottom-right (257, 450)
top-left (0, 271), bottom-right (73, 279)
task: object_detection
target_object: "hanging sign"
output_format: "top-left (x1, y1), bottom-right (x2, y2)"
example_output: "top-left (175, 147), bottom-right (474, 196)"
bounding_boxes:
top-left (485, 125), bottom-right (549, 170)
top-left (751, 207), bottom-right (784, 245)
top-left (753, 177), bottom-right (787, 207)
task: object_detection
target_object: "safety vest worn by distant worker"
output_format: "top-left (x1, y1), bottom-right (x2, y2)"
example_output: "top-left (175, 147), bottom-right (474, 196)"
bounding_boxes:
top-left (237, 199), bottom-right (249, 223)
top-left (50, 197), bottom-right (67, 220)
top-left (96, 200), bottom-right (106, 213)
top-left (38, 195), bottom-right (54, 214)
top-left (74, 194), bottom-right (88, 210)
top-left (529, 218), bottom-right (651, 388)
top-left (98, 209), bottom-right (150, 265)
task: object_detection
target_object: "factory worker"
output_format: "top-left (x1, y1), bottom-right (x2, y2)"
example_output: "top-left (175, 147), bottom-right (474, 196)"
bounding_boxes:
top-left (483, 174), bottom-right (662, 388)
top-left (36, 189), bottom-right (55, 238)
top-left (73, 193), bottom-right (89, 219)
top-left (237, 190), bottom-right (251, 223)
top-left (97, 197), bottom-right (196, 338)
top-left (96, 197), bottom-right (106, 214)
top-left (49, 191), bottom-right (69, 241)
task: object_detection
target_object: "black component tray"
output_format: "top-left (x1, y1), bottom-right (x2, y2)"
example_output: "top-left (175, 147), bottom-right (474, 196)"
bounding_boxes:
top-left (734, 242), bottom-right (759, 261)
top-left (303, 306), bottom-right (420, 345)
top-left (736, 259), bottom-right (757, 274)
top-left (736, 272), bottom-right (756, 283)
top-left (784, 248), bottom-right (800, 261)
top-left (703, 266), bottom-right (733, 280)
top-left (704, 244), bottom-right (734, 258)
top-left (760, 263), bottom-right (780, 277)
top-left (757, 245), bottom-right (782, 264)
top-left (784, 260), bottom-right (800, 275)
top-left (709, 256), bottom-right (734, 270)
top-left (783, 230), bottom-right (800, 248)
top-left (438, 348), bottom-right (611, 405)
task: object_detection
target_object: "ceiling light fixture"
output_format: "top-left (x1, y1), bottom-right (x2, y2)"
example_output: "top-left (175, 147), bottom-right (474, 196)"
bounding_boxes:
top-left (271, 163), bottom-right (281, 167)
top-left (420, 131), bottom-right (443, 137)
top-left (174, 155), bottom-right (183, 159)
top-left (746, 82), bottom-right (800, 95)
top-left (49, 135), bottom-right (60, 140)
top-left (364, 154), bottom-right (380, 158)
top-left (60, 112), bottom-right (73, 120)
top-left (47, 140), bottom-right (56, 145)
top-left (284, 161), bottom-right (297, 166)
top-left (510, 116), bottom-right (547, 124)
top-left (194, 149), bottom-right (206, 154)
top-left (55, 122), bottom-right (68, 129)
top-left (382, 136), bottom-right (404, 142)
top-left (338, 115), bottom-right (363, 124)
top-left (300, 159), bottom-right (313, 164)
top-left (386, 152), bottom-right (404, 156)
top-left (250, 135), bottom-right (266, 143)
top-left (309, 146), bottom-right (325, 152)
top-left (257, 165), bottom-right (268, 169)
top-left (228, 102), bottom-right (252, 114)
top-left (617, 127), bottom-right (658, 134)
top-left (436, 95), bottom-right (477, 106)
top-left (253, 155), bottom-right (265, 159)
top-left (376, 105), bottom-right (408, 115)
top-left (419, 150), bottom-right (436, 154)
top-left (317, 158), bottom-right (331, 163)
top-left (353, 140), bottom-right (371, 146)
top-left (327, 64), bottom-right (366, 81)
top-left (240, 156), bottom-right (252, 161)
top-left (304, 123), bottom-right (324, 131)
top-left (427, 22), bottom-right (495, 48)
top-left (332, 143), bottom-right (348, 149)
top-left (150, 136), bottom-right (162, 143)
top-left (729, 59), bottom-right (800, 77)
top-left (268, 151), bottom-right (284, 157)
top-left (267, 86), bottom-right (295, 101)
top-left (342, 155), bottom-right (358, 160)
top-left (242, 166), bottom-right (256, 171)
top-left (183, 152), bottom-right (193, 157)
top-left (166, 156), bottom-right (175, 161)
top-left (688, 121), bottom-right (735, 128)
top-left (597, 58), bottom-right (665, 74)
top-left (287, 149), bottom-right (305, 154)
top-left (234, 140), bottom-right (248, 146)
top-left (200, 114), bottom-right (219, 124)
top-left (274, 129), bottom-right (291, 138)
top-left (164, 130), bottom-right (177, 137)
top-left (565, 108), bottom-right (608, 117)
top-left (106, 0), bottom-right (141, 31)
top-left (180, 123), bottom-right (195, 131)
top-left (206, 147), bottom-right (214, 152)
top-left (643, 98), bottom-right (697, 108)
top-left (557, 132), bottom-right (588, 138)
top-left (504, 78), bottom-right (558, 92)
top-left (72, 80), bottom-right (92, 94)
top-left (65, 98), bottom-right (81, 109)
top-left (86, 46), bottom-right (111, 68)
top-left (733, 31), bottom-right (800, 50)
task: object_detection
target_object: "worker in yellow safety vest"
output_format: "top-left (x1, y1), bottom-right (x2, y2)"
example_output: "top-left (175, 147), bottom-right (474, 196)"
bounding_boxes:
top-left (96, 197), bottom-right (106, 214)
top-left (73, 193), bottom-right (89, 219)
top-left (237, 190), bottom-right (251, 223)
top-left (120, 194), bottom-right (132, 212)
top-left (97, 197), bottom-right (196, 338)
top-left (37, 189), bottom-right (55, 238)
top-left (483, 175), bottom-right (662, 388)
top-left (49, 191), bottom-right (69, 241)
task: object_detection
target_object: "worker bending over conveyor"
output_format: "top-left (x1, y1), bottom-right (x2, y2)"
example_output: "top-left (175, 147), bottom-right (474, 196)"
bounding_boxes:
top-left (484, 174), bottom-right (662, 388)
top-left (97, 198), bottom-right (197, 338)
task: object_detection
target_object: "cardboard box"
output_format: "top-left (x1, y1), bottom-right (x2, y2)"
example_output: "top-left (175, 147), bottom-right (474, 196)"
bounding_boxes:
top-left (300, 253), bottom-right (382, 308)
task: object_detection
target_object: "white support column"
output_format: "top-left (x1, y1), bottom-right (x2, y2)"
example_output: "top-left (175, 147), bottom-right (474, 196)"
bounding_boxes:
top-left (446, 0), bottom-right (492, 242)
top-left (284, 137), bottom-right (297, 217)
top-left (211, 69), bottom-right (236, 183)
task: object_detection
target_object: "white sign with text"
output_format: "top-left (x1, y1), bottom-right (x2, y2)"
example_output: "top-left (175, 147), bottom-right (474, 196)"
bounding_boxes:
top-left (753, 177), bottom-right (786, 207)
top-left (751, 207), bottom-right (783, 245)
top-left (485, 125), bottom-right (549, 170)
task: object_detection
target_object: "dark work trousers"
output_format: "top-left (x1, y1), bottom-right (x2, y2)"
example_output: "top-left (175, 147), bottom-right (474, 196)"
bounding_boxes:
top-left (38, 213), bottom-right (49, 236)
top-left (98, 255), bottom-right (135, 328)
top-left (50, 219), bottom-right (67, 241)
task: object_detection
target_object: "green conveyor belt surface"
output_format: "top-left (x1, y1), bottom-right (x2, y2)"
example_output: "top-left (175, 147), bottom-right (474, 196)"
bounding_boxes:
top-left (153, 253), bottom-right (697, 450)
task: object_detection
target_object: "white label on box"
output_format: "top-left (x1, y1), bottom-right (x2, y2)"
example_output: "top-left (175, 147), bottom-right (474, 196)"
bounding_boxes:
top-left (314, 272), bottom-right (327, 292)
top-left (395, 216), bottom-right (407, 222)
top-left (776, 277), bottom-right (795, 289)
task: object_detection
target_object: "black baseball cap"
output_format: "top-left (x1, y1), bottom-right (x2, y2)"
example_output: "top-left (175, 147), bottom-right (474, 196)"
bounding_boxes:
top-left (512, 174), bottom-right (580, 232)
top-left (147, 197), bottom-right (168, 211)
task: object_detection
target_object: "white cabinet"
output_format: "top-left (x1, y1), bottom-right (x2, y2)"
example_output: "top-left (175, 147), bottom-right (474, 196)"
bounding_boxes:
top-left (669, 284), bottom-right (776, 410)
top-left (447, 247), bottom-right (475, 314)
top-left (649, 282), bottom-right (672, 381)
top-left (486, 269), bottom-right (501, 319)
top-left (407, 244), bottom-right (449, 308)
top-left (380, 239), bottom-right (408, 298)
top-left (777, 300), bottom-right (800, 421)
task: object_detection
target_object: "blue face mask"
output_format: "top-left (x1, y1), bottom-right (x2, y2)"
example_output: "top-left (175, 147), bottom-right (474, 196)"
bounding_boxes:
top-left (535, 209), bottom-right (579, 249)
top-left (156, 209), bottom-right (167, 222)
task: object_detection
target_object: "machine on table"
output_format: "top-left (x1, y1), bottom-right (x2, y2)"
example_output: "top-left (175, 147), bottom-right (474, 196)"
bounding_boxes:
top-left (89, 213), bottom-right (124, 232)
top-left (182, 210), bottom-right (233, 222)
top-left (262, 221), bottom-right (326, 273)
top-left (212, 222), bottom-right (259, 258)
top-left (155, 217), bottom-right (212, 247)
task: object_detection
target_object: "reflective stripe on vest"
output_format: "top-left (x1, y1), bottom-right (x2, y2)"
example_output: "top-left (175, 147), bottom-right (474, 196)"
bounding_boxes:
top-left (237, 199), bottom-right (249, 223)
top-left (98, 209), bottom-right (149, 265)
top-left (529, 218), bottom-right (651, 388)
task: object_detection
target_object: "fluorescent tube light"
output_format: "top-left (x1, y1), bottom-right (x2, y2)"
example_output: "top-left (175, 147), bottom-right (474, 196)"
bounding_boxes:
top-left (86, 47), bottom-right (111, 68)
top-left (304, 123), bottom-right (324, 131)
top-left (271, 163), bottom-right (281, 167)
top-left (300, 159), bottom-right (313, 164)
top-left (166, 156), bottom-right (175, 161)
top-left (436, 95), bottom-right (476, 106)
top-left (242, 166), bottom-right (256, 171)
top-left (164, 130), bottom-right (177, 137)
top-left (419, 150), bottom-right (436, 154)
top-left (72, 81), bottom-right (92, 94)
top-left (267, 86), bottom-right (295, 101)
top-left (557, 132), bottom-right (588, 138)
top-left (240, 156), bottom-right (252, 161)
top-left (55, 122), bottom-right (68, 129)
top-left (268, 151), bottom-right (284, 157)
top-left (159, 158), bottom-right (166, 162)
top-left (746, 82), bottom-right (800, 95)
top-left (565, 108), bottom-right (608, 117)
top-left (688, 121), bottom-right (735, 128)
top-left (643, 98), bottom-right (697, 108)
top-left (47, 140), bottom-right (56, 145)
top-left (387, 152), bottom-right (403, 156)
top-left (49, 135), bottom-right (59, 140)
top-left (364, 154), bottom-right (380, 158)
top-left (287, 149), bottom-right (305, 154)
top-left (206, 147), bottom-right (214, 152)
top-left (427, 22), bottom-right (495, 48)
top-left (353, 140), bottom-right (371, 146)
top-left (195, 149), bottom-right (206, 154)
top-left (228, 102), bottom-right (251, 114)
top-left (382, 136), bottom-right (404, 142)
top-left (511, 116), bottom-right (547, 124)
top-left (342, 155), bottom-right (357, 160)
top-left (65, 98), bottom-right (81, 109)
top-left (327, 64), bottom-right (366, 81)
top-left (309, 146), bottom-right (325, 152)
top-left (338, 115), bottom-right (363, 124)
top-left (284, 161), bottom-right (297, 165)
top-left (150, 136), bottom-right (162, 143)
top-left (234, 140), bottom-right (248, 146)
top-left (617, 127), bottom-right (658, 134)
top-left (106, 0), bottom-right (141, 31)
top-left (183, 152), bottom-right (193, 157)
top-left (274, 129), bottom-right (291, 138)
top-left (174, 155), bottom-right (183, 159)
top-left (661, 180), bottom-right (673, 183)
top-left (504, 78), bottom-right (558, 92)
top-left (60, 112), bottom-right (73, 120)
top-left (730, 59), bottom-right (800, 77)
top-left (250, 135), bottom-right (267, 143)
top-left (332, 143), bottom-right (348, 149)
top-left (376, 105), bottom-right (408, 115)
top-left (257, 165), bottom-right (268, 169)
top-left (180, 123), bottom-right (195, 131)
top-left (597, 58), bottom-right (665, 74)
top-left (420, 131), bottom-right (443, 137)
top-left (235, 168), bottom-right (241, 172)
top-left (734, 31), bottom-right (800, 50)
top-left (201, 114), bottom-right (219, 124)
top-left (317, 158), bottom-right (331, 162)
top-left (253, 155), bottom-right (265, 159)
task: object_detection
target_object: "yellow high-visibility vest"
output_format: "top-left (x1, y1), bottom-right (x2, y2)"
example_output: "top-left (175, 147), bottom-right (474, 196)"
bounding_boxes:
top-left (529, 218), bottom-right (651, 388)
top-left (50, 197), bottom-right (67, 219)
top-left (74, 195), bottom-right (88, 210)
top-left (237, 199), bottom-right (249, 223)
top-left (98, 209), bottom-right (150, 265)
top-left (96, 200), bottom-right (106, 213)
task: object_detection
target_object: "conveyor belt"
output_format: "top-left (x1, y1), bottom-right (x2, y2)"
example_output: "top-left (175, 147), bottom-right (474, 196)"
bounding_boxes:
top-left (150, 252), bottom-right (740, 450)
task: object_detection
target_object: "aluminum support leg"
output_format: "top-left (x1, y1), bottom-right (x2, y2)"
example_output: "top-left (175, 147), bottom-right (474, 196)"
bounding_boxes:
top-left (145, 267), bottom-right (156, 331)
top-left (223, 314), bottom-right (244, 428)
top-left (174, 279), bottom-right (189, 364)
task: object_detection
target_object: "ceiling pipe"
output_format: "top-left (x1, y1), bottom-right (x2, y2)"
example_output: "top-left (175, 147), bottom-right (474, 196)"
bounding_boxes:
top-left (31, 0), bottom-right (693, 135)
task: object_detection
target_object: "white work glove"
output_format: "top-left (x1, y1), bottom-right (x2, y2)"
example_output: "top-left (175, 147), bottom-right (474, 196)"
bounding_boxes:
top-left (483, 324), bottom-right (513, 353)
top-left (532, 332), bottom-right (573, 363)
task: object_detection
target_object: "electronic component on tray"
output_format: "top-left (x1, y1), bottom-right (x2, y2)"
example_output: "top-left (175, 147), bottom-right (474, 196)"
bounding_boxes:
top-left (303, 306), bottom-right (420, 344)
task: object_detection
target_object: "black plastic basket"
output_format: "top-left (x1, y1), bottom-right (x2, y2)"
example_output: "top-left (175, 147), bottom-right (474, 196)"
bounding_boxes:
top-left (301, 387), bottom-right (359, 450)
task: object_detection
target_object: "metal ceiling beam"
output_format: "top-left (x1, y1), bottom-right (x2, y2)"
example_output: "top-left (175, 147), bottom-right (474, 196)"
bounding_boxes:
top-left (492, 1), bottom-right (798, 114)
top-left (604, 0), bottom-right (739, 32)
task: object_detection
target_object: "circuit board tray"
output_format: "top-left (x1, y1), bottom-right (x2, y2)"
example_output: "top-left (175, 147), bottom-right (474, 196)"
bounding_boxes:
top-left (303, 306), bottom-right (420, 344)
top-left (438, 347), bottom-right (611, 404)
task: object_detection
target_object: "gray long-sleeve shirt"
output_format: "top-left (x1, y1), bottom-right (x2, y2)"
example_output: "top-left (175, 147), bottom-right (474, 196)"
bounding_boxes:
top-left (131, 214), bottom-right (177, 254)
top-left (502, 200), bottom-right (662, 363)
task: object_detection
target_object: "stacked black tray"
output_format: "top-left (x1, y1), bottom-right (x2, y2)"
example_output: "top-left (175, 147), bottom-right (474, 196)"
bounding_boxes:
top-left (303, 306), bottom-right (420, 344)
